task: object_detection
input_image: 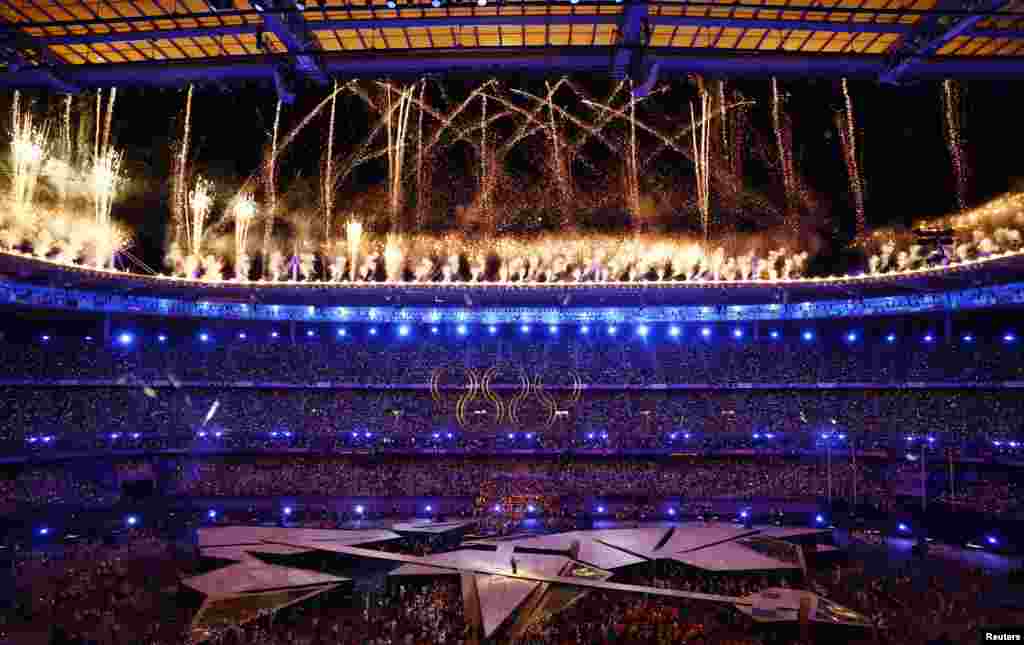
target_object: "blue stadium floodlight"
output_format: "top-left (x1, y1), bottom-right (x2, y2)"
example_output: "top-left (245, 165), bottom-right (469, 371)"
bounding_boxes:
top-left (597, 506), bottom-right (605, 513)
top-left (637, 325), bottom-right (649, 337)
top-left (336, 328), bottom-right (346, 337)
top-left (549, 324), bottom-right (558, 334)
top-left (199, 332), bottom-right (210, 342)
top-left (456, 324), bottom-right (468, 335)
top-left (740, 510), bottom-right (749, 519)
top-left (994, 440), bottom-right (1002, 446)
top-left (306, 330), bottom-right (315, 338)
top-left (208, 509), bottom-right (217, 519)
top-left (283, 506), bottom-right (292, 516)
top-left (924, 334), bottom-right (934, 343)
top-left (431, 0), bottom-right (442, 6)
top-left (906, 435), bottom-right (914, 442)
top-left (110, 433), bottom-right (121, 440)
top-left (283, 431), bottom-right (292, 438)
top-left (580, 325), bottom-right (590, 334)
top-left (885, 333), bottom-right (896, 343)
top-left (198, 431), bottom-right (208, 438)
top-left (1011, 441), bottom-right (1020, 448)
top-left (898, 523), bottom-right (909, 532)
top-left (271, 431), bottom-right (279, 438)
top-left (42, 436), bottom-right (52, 443)
top-left (507, 433), bottom-right (515, 440)
top-left (846, 332), bottom-right (857, 342)
top-left (488, 325), bottom-right (498, 335)
top-left (271, 330), bottom-right (280, 338)
top-left (815, 514), bottom-right (825, 525)
top-left (355, 505), bottom-right (364, 515)
top-left (927, 436), bottom-right (935, 443)
top-left (670, 432), bottom-right (677, 440)
top-left (39, 526), bottom-right (49, 536)
top-left (838, 433), bottom-right (846, 440)
top-left (369, 327), bottom-right (378, 336)
top-left (1005, 332), bottom-right (1017, 343)
top-left (85, 336), bottom-right (93, 341)
top-left (365, 432), bottom-right (372, 438)
top-left (607, 325), bottom-right (618, 336)
top-left (962, 334), bottom-right (974, 343)
top-left (988, 536), bottom-right (998, 545)
top-left (527, 504), bottom-right (536, 513)
top-left (352, 431), bottom-right (359, 438)
top-left (398, 324), bottom-right (410, 337)
top-left (431, 326), bottom-right (439, 334)
top-left (769, 330), bottom-right (780, 339)
top-left (520, 324), bottom-right (531, 333)
top-left (126, 515), bottom-right (138, 527)
top-left (684, 433), bottom-right (691, 439)
top-left (753, 433), bottom-right (761, 439)
top-left (432, 432), bottom-right (440, 439)
top-left (238, 332), bottom-right (247, 340)
top-left (802, 331), bottom-right (814, 341)
top-left (701, 327), bottom-right (712, 338)
top-left (669, 326), bottom-right (681, 338)
top-left (765, 433), bottom-right (775, 439)
top-left (41, 334), bottom-right (50, 341)
top-left (600, 432), bottom-right (608, 439)
top-left (494, 504), bottom-right (502, 512)
top-left (587, 433), bottom-right (595, 440)
top-left (425, 505), bottom-right (433, 512)
top-left (117, 332), bottom-right (133, 345)
top-left (668, 508), bottom-right (676, 516)
top-left (446, 432), bottom-right (453, 439)
top-left (526, 433), bottom-right (534, 439)
top-left (733, 328), bottom-right (743, 339)
top-left (214, 431), bottom-right (222, 438)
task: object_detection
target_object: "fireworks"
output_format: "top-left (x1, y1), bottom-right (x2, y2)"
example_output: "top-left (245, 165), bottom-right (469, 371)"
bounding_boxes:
top-left (346, 218), bottom-right (363, 282)
top-left (838, 79), bottom-right (866, 238)
top-left (186, 176), bottom-right (215, 259)
top-left (943, 80), bottom-right (968, 211)
top-left (233, 191), bottom-right (257, 280)
top-left (691, 91), bottom-right (712, 240)
top-left (771, 78), bottom-right (798, 233)
top-left (9, 91), bottom-right (51, 225)
top-left (90, 148), bottom-right (123, 268)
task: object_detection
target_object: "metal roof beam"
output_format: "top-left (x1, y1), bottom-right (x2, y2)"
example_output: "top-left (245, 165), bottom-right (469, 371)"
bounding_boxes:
top-left (0, 22), bottom-right (79, 93)
top-left (880, 0), bottom-right (1012, 84)
top-left (612, 0), bottom-right (649, 82)
top-left (253, 0), bottom-right (328, 92)
top-left (41, 15), bottom-right (918, 46)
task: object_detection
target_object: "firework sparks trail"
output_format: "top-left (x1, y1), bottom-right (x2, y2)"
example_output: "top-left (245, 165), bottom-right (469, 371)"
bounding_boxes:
top-left (262, 98), bottom-right (283, 274)
top-left (691, 92), bottom-right (712, 239)
top-left (416, 79), bottom-right (427, 230)
top-left (384, 83), bottom-right (415, 230)
top-left (384, 233), bottom-right (404, 282)
top-left (102, 88), bottom-right (116, 155)
top-left (9, 91), bottom-right (51, 225)
top-left (323, 81), bottom-right (338, 246)
top-left (346, 218), bottom-right (363, 282)
top-left (94, 90), bottom-right (101, 164)
top-left (233, 191), bottom-right (256, 279)
top-left (185, 176), bottom-right (215, 259)
top-left (771, 78), bottom-right (799, 233)
top-left (174, 84), bottom-right (194, 248)
top-left (838, 79), bottom-right (866, 238)
top-left (943, 79), bottom-right (968, 211)
top-left (719, 80), bottom-right (728, 166)
top-left (90, 148), bottom-right (123, 268)
top-left (626, 80), bottom-right (640, 217)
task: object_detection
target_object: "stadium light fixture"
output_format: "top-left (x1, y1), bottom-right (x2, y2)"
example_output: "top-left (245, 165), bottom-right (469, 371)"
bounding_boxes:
top-left (110, 433), bottom-right (121, 440)
top-left (701, 327), bottom-right (711, 338)
top-left (1005, 333), bottom-right (1016, 343)
top-left (846, 332), bottom-right (857, 342)
top-left (355, 505), bottom-right (364, 515)
top-left (199, 332), bottom-right (210, 342)
top-left (988, 536), bottom-right (998, 545)
top-left (526, 433), bottom-right (534, 439)
top-left (457, 324), bottom-right (468, 336)
top-left (802, 331), bottom-right (814, 341)
top-left (549, 324), bottom-right (558, 334)
top-left (283, 506), bottom-right (292, 516)
top-left (117, 332), bottom-right (134, 345)
top-left (587, 433), bottom-right (595, 440)
top-left (431, 326), bottom-right (439, 334)
top-left (670, 432), bottom-right (677, 440)
top-left (432, 432), bottom-right (440, 439)
top-left (369, 327), bottom-right (378, 336)
top-left (684, 433), bottom-right (691, 439)
top-left (669, 326), bottom-right (681, 337)
top-left (41, 335), bottom-right (50, 341)
top-left (607, 325), bottom-right (617, 336)
top-left (85, 336), bottom-right (93, 341)
top-left (580, 325), bottom-right (590, 334)
top-left (898, 523), bottom-right (909, 532)
top-left (39, 527), bottom-right (49, 536)
top-left (507, 433), bottom-right (515, 440)
top-left (398, 324), bottom-right (410, 337)
top-left (425, 505), bottom-right (433, 512)
top-left (527, 504), bottom-right (536, 513)
top-left (306, 330), bottom-right (315, 337)
top-left (521, 324), bottom-right (530, 333)
top-left (769, 330), bottom-right (780, 339)
top-left (126, 515), bottom-right (138, 527)
top-left (885, 333), bottom-right (896, 343)
top-left (238, 332), bottom-right (247, 340)
top-left (962, 334), bottom-right (974, 343)
top-left (494, 504), bottom-right (502, 513)
top-left (597, 506), bottom-right (605, 513)
top-left (740, 510), bottom-right (749, 519)
top-left (923, 334), bottom-right (934, 343)
top-left (271, 331), bottom-right (280, 338)
top-left (446, 432), bottom-right (453, 439)
top-left (488, 325), bottom-right (497, 335)
top-left (733, 328), bottom-right (743, 339)
top-left (208, 509), bottom-right (217, 519)
top-left (815, 514), bottom-right (825, 525)
top-left (637, 325), bottom-right (649, 337)
top-left (668, 508), bottom-right (676, 516)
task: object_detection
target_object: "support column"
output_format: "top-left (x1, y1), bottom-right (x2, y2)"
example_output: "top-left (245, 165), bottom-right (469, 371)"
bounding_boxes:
top-left (103, 314), bottom-right (111, 344)
top-left (289, 320), bottom-right (297, 345)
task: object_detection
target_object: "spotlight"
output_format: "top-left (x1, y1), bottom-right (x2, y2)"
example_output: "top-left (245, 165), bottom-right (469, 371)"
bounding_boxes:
top-left (769, 330), bottom-right (780, 339)
top-left (238, 332), bottom-right (247, 340)
top-left (668, 508), bottom-right (676, 516)
top-left (521, 324), bottom-right (530, 333)
top-left (527, 504), bottom-right (536, 513)
top-left (425, 505), bottom-right (433, 512)
top-left (431, 326), bottom-right (439, 334)
top-left (208, 509), bottom-right (217, 519)
top-left (283, 506), bottom-right (292, 515)
top-left (924, 334), bottom-right (934, 343)
top-left (38, 527), bottom-right (49, 536)
top-left (457, 324), bottom-right (468, 335)
top-left (733, 328), bottom-right (743, 339)
top-left (126, 515), bottom-right (138, 527)
top-left (701, 327), bottom-right (711, 338)
top-left (508, 433), bottom-right (515, 440)
top-left (398, 325), bottom-right (410, 337)
top-left (369, 327), bottom-right (378, 335)
top-left (846, 332), bottom-right (857, 342)
top-left (117, 332), bottom-right (133, 345)
top-left (597, 506), bottom-right (605, 513)
top-left (815, 514), bottom-right (825, 524)
top-left (548, 324), bottom-right (558, 334)
top-left (386, 0), bottom-right (396, 6)
top-left (740, 510), bottom-right (749, 519)
top-left (526, 432), bottom-right (533, 439)
top-left (199, 332), bottom-right (210, 342)
top-left (446, 432), bottom-right (453, 439)
top-left (431, 0), bottom-right (442, 6)
top-left (670, 433), bottom-right (677, 439)
top-left (988, 536), bottom-right (998, 545)
top-left (669, 326), bottom-right (681, 337)
top-left (477, 0), bottom-right (487, 5)
top-left (355, 505), bottom-right (364, 515)
top-left (886, 333), bottom-right (896, 343)
top-left (488, 325), bottom-right (497, 334)
top-left (494, 504), bottom-right (502, 512)
top-left (802, 331), bottom-right (814, 341)
top-left (580, 325), bottom-right (590, 334)
top-left (41, 334), bottom-right (50, 341)
top-left (962, 334), bottom-right (974, 343)
top-left (898, 523), bottom-right (909, 532)
top-left (637, 325), bottom-right (649, 337)
top-left (306, 330), bottom-right (315, 337)
top-left (1005, 333), bottom-right (1016, 343)
top-left (607, 325), bottom-right (617, 335)
top-left (272, 331), bottom-right (280, 338)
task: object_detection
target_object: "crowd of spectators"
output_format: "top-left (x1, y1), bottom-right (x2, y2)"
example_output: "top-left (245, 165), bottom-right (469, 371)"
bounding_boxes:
top-left (2, 327), bottom-right (1024, 385)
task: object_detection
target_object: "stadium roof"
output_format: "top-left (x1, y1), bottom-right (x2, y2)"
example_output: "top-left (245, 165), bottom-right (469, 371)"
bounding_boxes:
top-left (2, 0), bottom-right (1024, 97)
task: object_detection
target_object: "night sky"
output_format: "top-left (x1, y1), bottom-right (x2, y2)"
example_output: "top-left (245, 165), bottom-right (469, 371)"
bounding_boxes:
top-left (7, 76), bottom-right (1024, 273)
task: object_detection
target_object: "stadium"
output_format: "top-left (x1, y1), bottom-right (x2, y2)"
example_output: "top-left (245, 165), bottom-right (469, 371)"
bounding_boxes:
top-left (2, 1), bottom-right (1024, 643)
